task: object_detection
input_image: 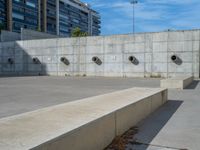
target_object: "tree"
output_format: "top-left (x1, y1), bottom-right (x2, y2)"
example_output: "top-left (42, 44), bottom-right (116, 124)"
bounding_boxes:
top-left (71, 27), bottom-right (88, 37)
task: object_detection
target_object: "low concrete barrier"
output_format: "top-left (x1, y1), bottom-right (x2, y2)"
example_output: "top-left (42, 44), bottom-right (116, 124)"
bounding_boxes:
top-left (0, 30), bottom-right (21, 42)
top-left (160, 76), bottom-right (193, 89)
top-left (21, 28), bottom-right (59, 40)
top-left (0, 87), bottom-right (167, 150)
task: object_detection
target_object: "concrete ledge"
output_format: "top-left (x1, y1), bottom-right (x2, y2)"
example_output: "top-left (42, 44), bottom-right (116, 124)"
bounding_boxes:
top-left (0, 87), bottom-right (167, 150)
top-left (160, 76), bottom-right (194, 89)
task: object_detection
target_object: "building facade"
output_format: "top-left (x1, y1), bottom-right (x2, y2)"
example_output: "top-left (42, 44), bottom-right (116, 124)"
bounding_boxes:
top-left (0, 0), bottom-right (6, 29)
top-left (12, 0), bottom-right (39, 32)
top-left (57, 0), bottom-right (100, 36)
top-left (0, 0), bottom-right (101, 36)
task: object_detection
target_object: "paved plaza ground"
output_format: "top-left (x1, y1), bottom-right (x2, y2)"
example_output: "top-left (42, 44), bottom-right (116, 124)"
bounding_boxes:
top-left (131, 80), bottom-right (200, 150)
top-left (0, 76), bottom-right (159, 119)
top-left (0, 76), bottom-right (199, 150)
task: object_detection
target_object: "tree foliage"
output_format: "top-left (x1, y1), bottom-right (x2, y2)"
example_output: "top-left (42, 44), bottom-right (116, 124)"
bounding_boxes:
top-left (71, 27), bottom-right (88, 37)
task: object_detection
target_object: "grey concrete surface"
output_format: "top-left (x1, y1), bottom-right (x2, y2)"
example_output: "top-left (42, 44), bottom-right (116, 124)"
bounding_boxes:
top-left (20, 29), bottom-right (58, 40)
top-left (0, 29), bottom-right (58, 42)
top-left (0, 76), bottom-right (160, 119)
top-left (0, 29), bottom-right (199, 78)
top-left (0, 30), bottom-right (20, 42)
top-left (128, 79), bottom-right (200, 150)
top-left (160, 76), bottom-right (194, 89)
top-left (0, 87), bottom-right (167, 150)
top-left (0, 77), bottom-right (200, 150)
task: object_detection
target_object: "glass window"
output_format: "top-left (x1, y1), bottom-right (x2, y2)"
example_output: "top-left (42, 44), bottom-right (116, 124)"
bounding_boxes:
top-left (12, 12), bottom-right (24, 20)
top-left (26, 1), bottom-right (36, 8)
top-left (73, 19), bottom-right (79, 23)
top-left (59, 14), bottom-right (69, 20)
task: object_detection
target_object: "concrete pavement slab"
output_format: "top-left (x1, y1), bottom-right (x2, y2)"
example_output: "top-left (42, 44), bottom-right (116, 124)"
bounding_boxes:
top-left (0, 76), bottom-right (160, 119)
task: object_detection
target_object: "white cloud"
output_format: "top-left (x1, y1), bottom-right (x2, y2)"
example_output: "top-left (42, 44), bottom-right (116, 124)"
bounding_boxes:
top-left (85, 0), bottom-right (200, 34)
top-left (146, 0), bottom-right (199, 5)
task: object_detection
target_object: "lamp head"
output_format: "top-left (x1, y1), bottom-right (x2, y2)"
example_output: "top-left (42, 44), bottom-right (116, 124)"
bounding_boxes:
top-left (130, 0), bottom-right (138, 4)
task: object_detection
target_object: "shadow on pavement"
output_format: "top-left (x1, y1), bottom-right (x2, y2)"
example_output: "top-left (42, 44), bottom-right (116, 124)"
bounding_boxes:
top-left (131, 100), bottom-right (183, 150)
top-left (185, 80), bottom-right (199, 90)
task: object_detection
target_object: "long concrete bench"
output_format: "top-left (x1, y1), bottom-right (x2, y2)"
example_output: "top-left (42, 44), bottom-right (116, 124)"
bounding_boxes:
top-left (0, 87), bottom-right (167, 150)
top-left (160, 76), bottom-right (193, 89)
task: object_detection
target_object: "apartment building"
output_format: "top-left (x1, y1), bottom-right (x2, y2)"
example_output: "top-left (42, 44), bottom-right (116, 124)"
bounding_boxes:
top-left (0, 0), bottom-right (101, 36)
top-left (0, 0), bottom-right (6, 29)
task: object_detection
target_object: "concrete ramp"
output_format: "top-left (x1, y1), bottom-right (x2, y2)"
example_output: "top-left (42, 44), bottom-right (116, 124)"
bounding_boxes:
top-left (0, 87), bottom-right (167, 150)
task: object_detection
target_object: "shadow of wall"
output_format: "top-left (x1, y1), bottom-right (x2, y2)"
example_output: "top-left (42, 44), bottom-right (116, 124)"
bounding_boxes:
top-left (132, 100), bottom-right (183, 150)
top-left (0, 41), bottom-right (47, 77)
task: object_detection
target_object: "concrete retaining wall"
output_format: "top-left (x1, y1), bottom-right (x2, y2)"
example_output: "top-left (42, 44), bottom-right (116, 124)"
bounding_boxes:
top-left (0, 29), bottom-right (199, 78)
top-left (0, 87), bottom-right (168, 150)
top-left (21, 29), bottom-right (58, 40)
top-left (0, 30), bottom-right (21, 42)
top-left (0, 29), bottom-right (58, 42)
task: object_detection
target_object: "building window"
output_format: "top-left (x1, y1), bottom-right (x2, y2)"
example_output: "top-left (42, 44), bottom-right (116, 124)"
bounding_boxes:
top-left (26, 1), bottom-right (36, 8)
top-left (60, 14), bottom-right (69, 20)
top-left (14, 0), bottom-right (21, 2)
top-left (12, 12), bottom-right (24, 20)
top-left (72, 19), bottom-right (79, 24)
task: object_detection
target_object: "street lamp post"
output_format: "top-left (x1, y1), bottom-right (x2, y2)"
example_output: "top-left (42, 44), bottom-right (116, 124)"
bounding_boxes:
top-left (130, 0), bottom-right (138, 34)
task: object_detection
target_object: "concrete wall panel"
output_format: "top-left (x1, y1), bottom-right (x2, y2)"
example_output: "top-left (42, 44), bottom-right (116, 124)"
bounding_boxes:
top-left (153, 42), bottom-right (168, 52)
top-left (21, 29), bottom-right (58, 41)
top-left (15, 64), bottom-right (23, 72)
top-left (153, 32), bottom-right (168, 42)
top-left (87, 36), bottom-right (104, 45)
top-left (28, 64), bottom-right (42, 72)
top-left (0, 30), bottom-right (20, 42)
top-left (168, 63), bottom-right (193, 73)
top-left (58, 46), bottom-right (74, 55)
top-left (104, 54), bottom-right (123, 63)
top-left (153, 63), bottom-right (167, 73)
top-left (86, 45), bottom-right (104, 54)
top-left (124, 43), bottom-right (145, 53)
top-left (124, 63), bottom-right (145, 73)
top-left (168, 42), bottom-right (184, 52)
top-left (168, 31), bottom-right (185, 42)
top-left (15, 55), bottom-right (24, 64)
top-left (104, 44), bottom-right (123, 54)
top-left (153, 52), bottom-right (167, 63)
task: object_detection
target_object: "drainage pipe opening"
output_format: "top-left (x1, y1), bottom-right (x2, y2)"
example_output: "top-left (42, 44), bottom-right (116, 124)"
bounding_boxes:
top-left (60, 57), bottom-right (70, 65)
top-left (8, 58), bottom-right (14, 64)
top-left (92, 56), bottom-right (102, 65)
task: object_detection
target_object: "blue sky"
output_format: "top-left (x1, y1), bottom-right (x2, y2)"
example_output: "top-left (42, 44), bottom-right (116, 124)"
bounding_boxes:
top-left (82, 0), bottom-right (200, 35)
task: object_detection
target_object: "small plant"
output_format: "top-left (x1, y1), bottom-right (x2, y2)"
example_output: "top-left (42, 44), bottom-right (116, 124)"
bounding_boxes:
top-left (65, 74), bottom-right (71, 77)
top-left (71, 27), bottom-right (88, 37)
top-left (150, 74), bottom-right (162, 78)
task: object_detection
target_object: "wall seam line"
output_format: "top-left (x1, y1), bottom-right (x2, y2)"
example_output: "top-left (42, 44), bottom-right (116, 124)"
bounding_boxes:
top-left (167, 31), bottom-right (169, 78)
top-left (199, 30), bottom-right (200, 78)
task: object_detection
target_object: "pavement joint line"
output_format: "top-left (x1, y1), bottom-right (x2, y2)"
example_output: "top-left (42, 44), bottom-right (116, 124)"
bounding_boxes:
top-left (133, 140), bottom-right (188, 150)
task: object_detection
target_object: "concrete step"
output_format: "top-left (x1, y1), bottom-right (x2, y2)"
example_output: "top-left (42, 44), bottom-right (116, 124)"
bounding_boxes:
top-left (0, 87), bottom-right (167, 150)
top-left (160, 76), bottom-right (193, 89)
